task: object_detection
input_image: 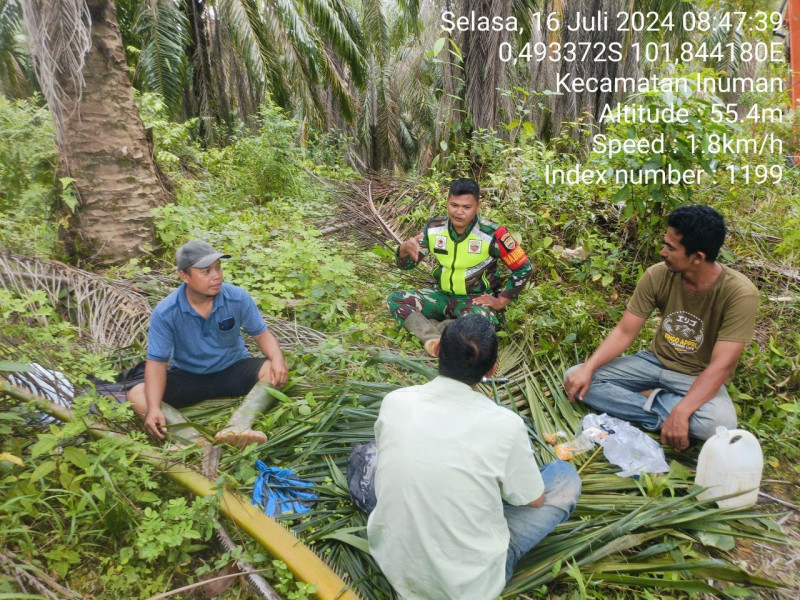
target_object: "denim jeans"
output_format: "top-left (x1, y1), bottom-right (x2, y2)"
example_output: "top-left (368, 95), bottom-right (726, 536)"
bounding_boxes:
top-left (564, 351), bottom-right (737, 440)
top-left (504, 460), bottom-right (581, 581)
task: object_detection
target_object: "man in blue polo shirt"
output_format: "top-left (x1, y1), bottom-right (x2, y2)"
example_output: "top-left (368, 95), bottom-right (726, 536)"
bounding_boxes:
top-left (126, 240), bottom-right (288, 443)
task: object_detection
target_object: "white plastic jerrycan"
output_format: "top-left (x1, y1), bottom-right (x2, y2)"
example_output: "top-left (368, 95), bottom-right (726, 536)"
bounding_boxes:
top-left (695, 426), bottom-right (763, 509)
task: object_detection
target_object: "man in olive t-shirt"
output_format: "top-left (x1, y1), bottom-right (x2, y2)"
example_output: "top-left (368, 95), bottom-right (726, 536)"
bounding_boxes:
top-left (564, 205), bottom-right (759, 451)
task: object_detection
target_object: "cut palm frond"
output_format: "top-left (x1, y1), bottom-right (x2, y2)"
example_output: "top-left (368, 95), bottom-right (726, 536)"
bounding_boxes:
top-left (225, 347), bottom-right (786, 600)
top-left (0, 250), bottom-right (151, 350)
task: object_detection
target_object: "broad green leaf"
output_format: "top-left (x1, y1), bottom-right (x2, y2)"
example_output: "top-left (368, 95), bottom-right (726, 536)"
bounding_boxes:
top-left (667, 460), bottom-right (692, 482)
top-left (30, 434), bottom-right (59, 458)
top-left (29, 460), bottom-right (56, 483)
top-left (613, 184), bottom-right (631, 205)
top-left (62, 446), bottom-right (90, 470)
top-left (697, 529), bottom-right (736, 551)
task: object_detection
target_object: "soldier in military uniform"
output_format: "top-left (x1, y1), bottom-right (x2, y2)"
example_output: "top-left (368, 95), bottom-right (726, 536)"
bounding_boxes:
top-left (388, 178), bottom-right (532, 355)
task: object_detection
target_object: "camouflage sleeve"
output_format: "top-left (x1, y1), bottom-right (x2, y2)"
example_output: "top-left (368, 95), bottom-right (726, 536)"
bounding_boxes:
top-left (492, 226), bottom-right (532, 300)
top-left (395, 225), bottom-right (428, 270)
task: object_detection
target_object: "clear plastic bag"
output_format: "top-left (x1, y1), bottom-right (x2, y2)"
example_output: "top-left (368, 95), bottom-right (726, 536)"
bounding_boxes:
top-left (582, 413), bottom-right (669, 477)
top-left (553, 432), bottom-right (594, 461)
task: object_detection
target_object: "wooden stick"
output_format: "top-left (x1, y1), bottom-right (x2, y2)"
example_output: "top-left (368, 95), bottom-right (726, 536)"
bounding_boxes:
top-left (578, 445), bottom-right (604, 475)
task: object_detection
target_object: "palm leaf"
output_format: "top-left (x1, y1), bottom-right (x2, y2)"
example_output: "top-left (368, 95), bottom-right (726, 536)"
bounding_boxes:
top-left (0, 250), bottom-right (151, 350)
top-left (133, 0), bottom-right (190, 114)
top-left (223, 348), bottom-right (786, 600)
top-left (359, 0), bottom-right (388, 64)
top-left (217, 0), bottom-right (273, 91)
top-left (302, 0), bottom-right (366, 87)
top-left (0, 0), bottom-right (32, 97)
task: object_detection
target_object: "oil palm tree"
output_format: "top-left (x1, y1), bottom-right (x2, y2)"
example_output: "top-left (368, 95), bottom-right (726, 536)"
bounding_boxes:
top-left (11, 0), bottom-right (372, 263)
top-left (350, 0), bottom-right (436, 171)
top-left (0, 0), bottom-right (32, 97)
top-left (19, 0), bottom-right (170, 264)
top-left (523, 0), bottom-right (697, 141)
top-left (120, 0), bottom-right (369, 136)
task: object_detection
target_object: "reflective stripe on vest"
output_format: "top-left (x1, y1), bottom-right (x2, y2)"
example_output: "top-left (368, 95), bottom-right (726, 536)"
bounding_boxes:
top-left (427, 223), bottom-right (492, 295)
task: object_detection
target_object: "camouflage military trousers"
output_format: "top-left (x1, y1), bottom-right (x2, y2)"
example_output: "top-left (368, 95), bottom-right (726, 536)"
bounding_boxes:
top-left (386, 288), bottom-right (500, 327)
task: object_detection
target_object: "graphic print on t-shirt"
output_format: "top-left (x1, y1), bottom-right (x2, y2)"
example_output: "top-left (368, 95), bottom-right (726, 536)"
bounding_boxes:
top-left (661, 311), bottom-right (704, 354)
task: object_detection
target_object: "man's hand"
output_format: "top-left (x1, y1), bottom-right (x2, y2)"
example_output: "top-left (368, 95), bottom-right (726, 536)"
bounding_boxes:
top-left (253, 330), bottom-right (288, 387)
top-left (564, 365), bottom-right (593, 403)
top-left (398, 233), bottom-right (424, 262)
top-left (268, 355), bottom-right (289, 387)
top-left (661, 407), bottom-right (691, 451)
top-left (471, 294), bottom-right (510, 311)
top-left (144, 408), bottom-right (167, 440)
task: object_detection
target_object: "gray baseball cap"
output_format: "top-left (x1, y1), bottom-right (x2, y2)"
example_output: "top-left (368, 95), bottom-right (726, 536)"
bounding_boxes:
top-left (176, 240), bottom-right (231, 272)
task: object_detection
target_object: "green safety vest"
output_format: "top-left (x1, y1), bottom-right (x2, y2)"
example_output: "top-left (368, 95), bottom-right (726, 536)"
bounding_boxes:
top-left (427, 222), bottom-right (493, 295)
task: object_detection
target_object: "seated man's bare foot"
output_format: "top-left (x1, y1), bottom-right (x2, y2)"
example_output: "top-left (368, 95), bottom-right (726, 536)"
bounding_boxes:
top-left (424, 338), bottom-right (440, 358)
top-left (214, 428), bottom-right (268, 447)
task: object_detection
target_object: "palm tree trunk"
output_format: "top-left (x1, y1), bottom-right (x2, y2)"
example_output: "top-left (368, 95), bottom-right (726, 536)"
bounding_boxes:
top-left (462, 0), bottom-right (511, 131)
top-left (57, 0), bottom-right (170, 264)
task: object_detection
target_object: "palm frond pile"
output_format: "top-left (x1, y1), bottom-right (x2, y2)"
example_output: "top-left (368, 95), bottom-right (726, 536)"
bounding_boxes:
top-left (326, 174), bottom-right (434, 246)
top-left (0, 251), bottom-right (151, 350)
top-left (1, 253), bottom-right (790, 598)
top-left (219, 345), bottom-right (787, 600)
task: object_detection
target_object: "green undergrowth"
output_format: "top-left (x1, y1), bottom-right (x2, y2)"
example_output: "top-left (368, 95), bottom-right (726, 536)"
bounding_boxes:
top-left (0, 95), bottom-right (59, 257)
top-left (136, 95), bottom-right (386, 333)
top-left (1, 82), bottom-right (798, 598)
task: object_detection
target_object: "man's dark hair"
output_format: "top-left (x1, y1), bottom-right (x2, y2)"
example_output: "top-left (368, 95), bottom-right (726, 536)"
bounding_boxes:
top-left (667, 205), bottom-right (726, 262)
top-left (438, 314), bottom-right (497, 385)
top-left (449, 178), bottom-right (480, 202)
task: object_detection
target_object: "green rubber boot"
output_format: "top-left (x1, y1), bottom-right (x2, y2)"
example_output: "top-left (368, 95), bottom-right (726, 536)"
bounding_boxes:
top-left (436, 319), bottom-right (455, 334)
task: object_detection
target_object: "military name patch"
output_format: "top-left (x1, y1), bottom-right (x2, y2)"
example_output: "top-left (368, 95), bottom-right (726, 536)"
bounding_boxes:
top-left (468, 240), bottom-right (482, 253)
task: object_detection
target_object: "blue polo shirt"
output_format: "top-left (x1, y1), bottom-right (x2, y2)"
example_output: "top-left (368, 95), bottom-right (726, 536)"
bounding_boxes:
top-left (146, 282), bottom-right (268, 374)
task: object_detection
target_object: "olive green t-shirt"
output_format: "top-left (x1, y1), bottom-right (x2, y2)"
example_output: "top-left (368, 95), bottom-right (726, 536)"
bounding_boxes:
top-left (627, 263), bottom-right (759, 376)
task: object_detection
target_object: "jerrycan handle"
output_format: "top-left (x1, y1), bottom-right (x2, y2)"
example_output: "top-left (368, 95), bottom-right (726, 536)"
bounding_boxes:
top-left (715, 426), bottom-right (730, 440)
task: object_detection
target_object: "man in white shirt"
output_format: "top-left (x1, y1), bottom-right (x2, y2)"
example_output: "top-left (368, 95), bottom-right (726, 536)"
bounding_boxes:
top-left (366, 315), bottom-right (581, 599)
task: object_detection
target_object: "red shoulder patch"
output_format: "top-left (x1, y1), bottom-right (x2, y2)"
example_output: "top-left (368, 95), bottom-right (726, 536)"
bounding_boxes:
top-left (495, 227), bottom-right (528, 270)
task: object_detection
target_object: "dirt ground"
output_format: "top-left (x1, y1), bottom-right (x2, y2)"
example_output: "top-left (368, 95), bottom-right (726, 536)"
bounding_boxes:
top-left (734, 474), bottom-right (800, 599)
